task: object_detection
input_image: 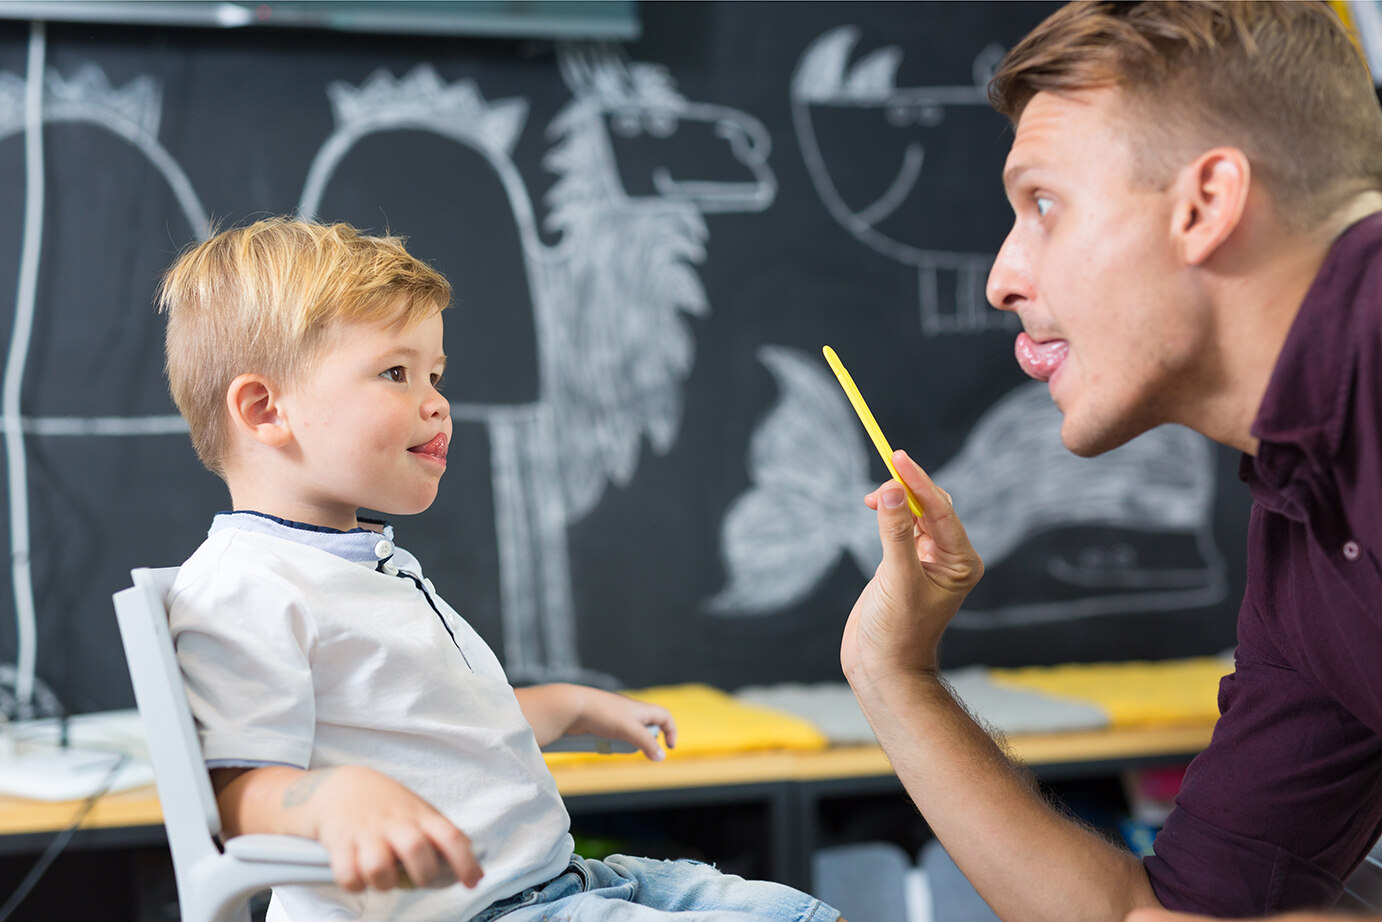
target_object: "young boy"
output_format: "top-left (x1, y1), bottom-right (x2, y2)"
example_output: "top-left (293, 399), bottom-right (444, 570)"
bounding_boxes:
top-left (158, 218), bottom-right (840, 922)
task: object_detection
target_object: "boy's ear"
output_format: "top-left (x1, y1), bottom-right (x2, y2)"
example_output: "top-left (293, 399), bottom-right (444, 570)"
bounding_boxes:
top-left (1172, 146), bottom-right (1250, 267)
top-left (226, 373), bottom-right (292, 448)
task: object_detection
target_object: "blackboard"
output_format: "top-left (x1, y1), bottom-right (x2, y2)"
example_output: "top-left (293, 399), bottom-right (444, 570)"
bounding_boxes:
top-left (0, 1), bottom-right (1249, 716)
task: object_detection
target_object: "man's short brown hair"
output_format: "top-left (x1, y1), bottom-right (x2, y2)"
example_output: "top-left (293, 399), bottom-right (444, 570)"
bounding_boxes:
top-left (158, 218), bottom-right (451, 477)
top-left (989, 1), bottom-right (1382, 230)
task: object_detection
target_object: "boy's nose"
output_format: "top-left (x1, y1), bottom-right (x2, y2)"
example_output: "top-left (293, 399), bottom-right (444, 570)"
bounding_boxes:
top-left (423, 387), bottom-right (449, 420)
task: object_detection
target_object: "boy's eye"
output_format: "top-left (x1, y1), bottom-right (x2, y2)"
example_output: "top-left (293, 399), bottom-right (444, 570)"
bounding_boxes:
top-left (1035, 195), bottom-right (1054, 217)
top-left (381, 367), bottom-right (406, 383)
top-left (430, 373), bottom-right (445, 390)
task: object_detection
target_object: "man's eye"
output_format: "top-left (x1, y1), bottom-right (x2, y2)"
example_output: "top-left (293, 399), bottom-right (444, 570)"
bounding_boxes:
top-left (381, 367), bottom-right (406, 383)
top-left (1035, 196), bottom-right (1054, 217)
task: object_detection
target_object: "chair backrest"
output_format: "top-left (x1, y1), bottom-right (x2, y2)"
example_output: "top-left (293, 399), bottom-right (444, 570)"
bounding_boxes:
top-left (113, 567), bottom-right (224, 865)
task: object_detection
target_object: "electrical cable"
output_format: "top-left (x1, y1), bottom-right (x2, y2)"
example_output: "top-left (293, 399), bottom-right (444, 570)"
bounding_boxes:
top-left (0, 751), bottom-right (130, 922)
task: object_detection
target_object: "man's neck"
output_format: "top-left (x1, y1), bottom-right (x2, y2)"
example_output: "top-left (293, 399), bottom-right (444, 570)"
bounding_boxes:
top-left (1192, 193), bottom-right (1382, 455)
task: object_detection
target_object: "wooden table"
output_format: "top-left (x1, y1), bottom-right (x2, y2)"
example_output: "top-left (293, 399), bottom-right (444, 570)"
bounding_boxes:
top-left (0, 721), bottom-right (1215, 888)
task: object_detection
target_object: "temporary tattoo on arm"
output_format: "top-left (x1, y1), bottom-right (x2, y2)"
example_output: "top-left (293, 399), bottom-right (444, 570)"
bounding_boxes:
top-left (283, 768), bottom-right (335, 809)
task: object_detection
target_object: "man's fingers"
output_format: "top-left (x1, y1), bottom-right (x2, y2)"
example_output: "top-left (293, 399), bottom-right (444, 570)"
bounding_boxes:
top-left (894, 452), bottom-right (967, 545)
top-left (876, 481), bottom-right (922, 562)
top-left (892, 450), bottom-right (984, 589)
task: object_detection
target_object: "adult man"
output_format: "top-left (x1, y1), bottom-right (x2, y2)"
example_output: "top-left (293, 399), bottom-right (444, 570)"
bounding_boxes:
top-left (841, 2), bottom-right (1382, 919)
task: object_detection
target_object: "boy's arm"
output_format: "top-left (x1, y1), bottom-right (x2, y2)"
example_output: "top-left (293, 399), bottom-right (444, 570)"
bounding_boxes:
top-left (513, 684), bottom-right (675, 760)
top-left (212, 765), bottom-right (484, 893)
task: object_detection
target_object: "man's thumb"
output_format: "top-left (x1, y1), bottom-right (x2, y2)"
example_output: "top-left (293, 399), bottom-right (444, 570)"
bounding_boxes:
top-left (876, 482), bottom-right (918, 553)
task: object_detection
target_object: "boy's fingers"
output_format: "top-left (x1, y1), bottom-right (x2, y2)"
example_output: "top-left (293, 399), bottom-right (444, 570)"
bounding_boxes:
top-left (355, 838), bottom-right (399, 891)
top-left (390, 826), bottom-right (443, 889)
top-left (323, 834), bottom-right (366, 892)
top-left (425, 816), bottom-right (483, 888)
top-left (636, 723), bottom-right (666, 761)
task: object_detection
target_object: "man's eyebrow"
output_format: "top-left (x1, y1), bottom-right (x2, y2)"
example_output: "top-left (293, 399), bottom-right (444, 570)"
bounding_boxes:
top-left (1002, 162), bottom-right (1032, 194)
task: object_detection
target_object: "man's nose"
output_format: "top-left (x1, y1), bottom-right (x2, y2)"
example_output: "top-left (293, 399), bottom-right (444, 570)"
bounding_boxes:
top-left (986, 229), bottom-right (1031, 314)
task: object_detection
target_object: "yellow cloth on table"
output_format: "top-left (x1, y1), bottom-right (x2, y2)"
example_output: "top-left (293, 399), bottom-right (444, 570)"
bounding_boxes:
top-left (542, 683), bottom-right (829, 766)
top-left (987, 657), bottom-right (1231, 729)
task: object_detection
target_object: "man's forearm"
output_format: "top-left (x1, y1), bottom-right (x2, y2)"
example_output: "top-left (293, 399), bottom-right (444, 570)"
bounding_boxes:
top-left (852, 670), bottom-right (1161, 922)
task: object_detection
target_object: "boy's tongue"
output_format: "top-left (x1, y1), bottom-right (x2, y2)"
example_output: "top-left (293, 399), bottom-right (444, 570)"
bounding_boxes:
top-left (1014, 332), bottom-right (1069, 383)
top-left (409, 434), bottom-right (448, 460)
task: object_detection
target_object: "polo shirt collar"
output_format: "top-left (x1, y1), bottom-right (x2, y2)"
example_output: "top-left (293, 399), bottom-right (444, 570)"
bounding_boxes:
top-left (209, 511), bottom-right (396, 567)
top-left (1244, 212), bottom-right (1382, 502)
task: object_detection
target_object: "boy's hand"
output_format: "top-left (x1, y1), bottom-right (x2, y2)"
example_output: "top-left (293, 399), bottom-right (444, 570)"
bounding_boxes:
top-left (566, 688), bottom-right (677, 761)
top-left (306, 766), bottom-right (484, 892)
top-left (214, 765), bottom-right (483, 893)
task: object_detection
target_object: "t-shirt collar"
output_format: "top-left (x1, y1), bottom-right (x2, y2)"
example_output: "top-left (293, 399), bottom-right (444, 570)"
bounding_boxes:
top-left (209, 511), bottom-right (397, 567)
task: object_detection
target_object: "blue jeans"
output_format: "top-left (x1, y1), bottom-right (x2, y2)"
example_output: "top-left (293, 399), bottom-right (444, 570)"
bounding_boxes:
top-left (472, 854), bottom-right (840, 922)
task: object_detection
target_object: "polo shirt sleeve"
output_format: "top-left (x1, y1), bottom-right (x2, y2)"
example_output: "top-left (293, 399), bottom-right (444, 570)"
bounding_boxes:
top-left (169, 556), bottom-right (318, 770)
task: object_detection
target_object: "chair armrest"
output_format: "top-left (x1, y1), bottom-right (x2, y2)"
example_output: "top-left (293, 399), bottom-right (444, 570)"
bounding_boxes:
top-left (223, 834), bottom-right (331, 866)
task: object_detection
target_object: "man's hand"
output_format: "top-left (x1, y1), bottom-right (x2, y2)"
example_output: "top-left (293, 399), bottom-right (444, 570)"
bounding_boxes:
top-left (841, 450), bottom-right (984, 691)
top-left (214, 765), bottom-right (484, 893)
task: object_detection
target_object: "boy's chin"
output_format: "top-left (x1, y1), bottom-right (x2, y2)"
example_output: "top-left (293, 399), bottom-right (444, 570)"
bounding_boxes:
top-left (365, 493), bottom-right (440, 519)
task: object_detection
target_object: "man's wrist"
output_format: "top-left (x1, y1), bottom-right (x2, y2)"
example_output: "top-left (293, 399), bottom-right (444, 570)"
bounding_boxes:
top-left (845, 659), bottom-right (945, 715)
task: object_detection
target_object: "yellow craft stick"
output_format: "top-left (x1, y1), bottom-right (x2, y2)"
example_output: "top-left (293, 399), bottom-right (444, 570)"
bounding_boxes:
top-left (823, 345), bottom-right (925, 518)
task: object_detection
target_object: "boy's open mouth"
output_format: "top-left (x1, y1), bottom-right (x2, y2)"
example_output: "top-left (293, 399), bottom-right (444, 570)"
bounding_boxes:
top-left (409, 433), bottom-right (448, 463)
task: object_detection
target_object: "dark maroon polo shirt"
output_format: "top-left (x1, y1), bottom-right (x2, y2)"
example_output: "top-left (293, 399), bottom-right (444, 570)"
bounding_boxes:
top-left (1144, 212), bottom-right (1382, 914)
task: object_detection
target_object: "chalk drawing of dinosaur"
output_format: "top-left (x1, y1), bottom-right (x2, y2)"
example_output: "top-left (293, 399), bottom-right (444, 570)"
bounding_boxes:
top-left (791, 25), bottom-right (1017, 337)
top-left (300, 48), bottom-right (775, 684)
top-left (708, 347), bottom-right (1227, 627)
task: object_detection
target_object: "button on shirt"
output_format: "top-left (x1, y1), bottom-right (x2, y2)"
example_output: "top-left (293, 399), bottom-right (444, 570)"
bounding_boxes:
top-left (169, 512), bottom-right (573, 922)
top-left (1145, 213), bottom-right (1382, 914)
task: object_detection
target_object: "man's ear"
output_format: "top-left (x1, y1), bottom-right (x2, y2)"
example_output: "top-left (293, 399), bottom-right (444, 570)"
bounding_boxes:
top-left (226, 373), bottom-right (292, 448)
top-left (1172, 147), bottom-right (1250, 267)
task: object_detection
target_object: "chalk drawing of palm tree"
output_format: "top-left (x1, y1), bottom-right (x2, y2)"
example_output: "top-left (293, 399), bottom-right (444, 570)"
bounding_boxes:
top-left (791, 25), bottom-right (1017, 337)
top-left (300, 48), bottom-right (775, 684)
top-left (708, 347), bottom-right (1227, 627)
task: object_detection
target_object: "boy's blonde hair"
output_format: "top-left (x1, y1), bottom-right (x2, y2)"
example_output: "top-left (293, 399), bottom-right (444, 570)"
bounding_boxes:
top-left (989, 1), bottom-right (1382, 231)
top-left (158, 218), bottom-right (451, 477)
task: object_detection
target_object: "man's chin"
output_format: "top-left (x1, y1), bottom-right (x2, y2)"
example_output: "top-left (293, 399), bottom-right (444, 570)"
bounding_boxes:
top-left (1059, 413), bottom-right (1139, 458)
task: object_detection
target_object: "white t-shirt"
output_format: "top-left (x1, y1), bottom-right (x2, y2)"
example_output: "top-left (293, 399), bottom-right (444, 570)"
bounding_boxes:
top-left (169, 512), bottom-right (573, 922)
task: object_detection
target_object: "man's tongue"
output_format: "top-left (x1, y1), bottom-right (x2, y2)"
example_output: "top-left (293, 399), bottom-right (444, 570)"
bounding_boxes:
top-left (1014, 332), bottom-right (1069, 383)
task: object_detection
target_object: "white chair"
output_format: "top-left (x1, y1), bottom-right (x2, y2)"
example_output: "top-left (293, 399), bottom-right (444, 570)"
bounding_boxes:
top-left (113, 567), bottom-right (336, 922)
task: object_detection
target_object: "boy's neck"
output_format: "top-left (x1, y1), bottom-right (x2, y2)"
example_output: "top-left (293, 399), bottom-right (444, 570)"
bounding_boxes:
top-left (225, 472), bottom-right (361, 533)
